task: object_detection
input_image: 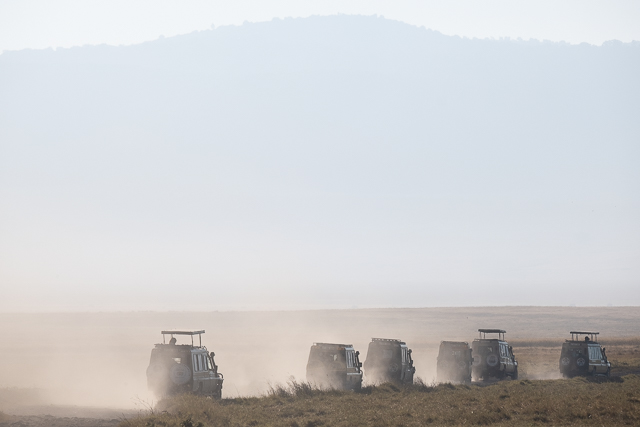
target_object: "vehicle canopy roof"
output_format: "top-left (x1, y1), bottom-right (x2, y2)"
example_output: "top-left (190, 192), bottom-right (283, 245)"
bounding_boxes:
top-left (160, 330), bottom-right (205, 347)
top-left (568, 331), bottom-right (599, 342)
top-left (476, 329), bottom-right (507, 340)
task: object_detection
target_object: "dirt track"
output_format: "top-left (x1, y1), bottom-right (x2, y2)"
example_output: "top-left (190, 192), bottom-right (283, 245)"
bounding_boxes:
top-left (0, 406), bottom-right (137, 427)
top-left (1, 414), bottom-right (120, 427)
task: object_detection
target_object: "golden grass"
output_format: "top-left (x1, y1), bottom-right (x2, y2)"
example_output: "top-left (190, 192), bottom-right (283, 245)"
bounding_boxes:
top-left (121, 375), bottom-right (640, 426)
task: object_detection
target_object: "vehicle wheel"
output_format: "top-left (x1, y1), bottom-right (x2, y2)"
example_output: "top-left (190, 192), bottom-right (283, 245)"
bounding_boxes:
top-left (389, 363), bottom-right (400, 373)
top-left (169, 364), bottom-right (192, 385)
top-left (606, 367), bottom-right (611, 377)
top-left (486, 354), bottom-right (499, 367)
top-left (561, 357), bottom-right (571, 366)
top-left (575, 357), bottom-right (586, 368)
top-left (512, 367), bottom-right (518, 380)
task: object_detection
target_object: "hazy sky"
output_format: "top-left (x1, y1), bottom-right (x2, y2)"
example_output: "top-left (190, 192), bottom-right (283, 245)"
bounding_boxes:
top-left (1, 0), bottom-right (640, 53)
top-left (1, 7), bottom-right (639, 311)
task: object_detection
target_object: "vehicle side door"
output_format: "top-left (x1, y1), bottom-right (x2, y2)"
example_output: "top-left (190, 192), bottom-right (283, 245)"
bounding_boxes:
top-left (588, 345), bottom-right (606, 374)
top-left (499, 343), bottom-right (513, 373)
top-left (191, 351), bottom-right (212, 393)
top-left (401, 347), bottom-right (414, 383)
top-left (345, 349), bottom-right (362, 386)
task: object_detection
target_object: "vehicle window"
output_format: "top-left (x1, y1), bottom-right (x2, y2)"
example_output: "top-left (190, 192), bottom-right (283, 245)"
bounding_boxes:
top-left (589, 346), bottom-right (602, 360)
top-left (402, 348), bottom-right (407, 364)
top-left (346, 351), bottom-right (354, 368)
top-left (173, 357), bottom-right (182, 364)
top-left (204, 355), bottom-right (211, 370)
top-left (196, 353), bottom-right (204, 372)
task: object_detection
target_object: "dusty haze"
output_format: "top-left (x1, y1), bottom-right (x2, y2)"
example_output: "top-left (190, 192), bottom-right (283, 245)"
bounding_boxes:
top-left (1, 307), bottom-right (638, 411)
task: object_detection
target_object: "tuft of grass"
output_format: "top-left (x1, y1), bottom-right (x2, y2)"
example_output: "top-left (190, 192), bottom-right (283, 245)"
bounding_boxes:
top-left (266, 378), bottom-right (326, 399)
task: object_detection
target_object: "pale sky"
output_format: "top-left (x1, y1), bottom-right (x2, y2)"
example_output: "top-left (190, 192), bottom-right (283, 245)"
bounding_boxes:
top-left (1, 3), bottom-right (639, 311)
top-left (1, 0), bottom-right (640, 53)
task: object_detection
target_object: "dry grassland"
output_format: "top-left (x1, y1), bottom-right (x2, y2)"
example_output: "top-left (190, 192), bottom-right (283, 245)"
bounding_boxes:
top-left (123, 375), bottom-right (640, 427)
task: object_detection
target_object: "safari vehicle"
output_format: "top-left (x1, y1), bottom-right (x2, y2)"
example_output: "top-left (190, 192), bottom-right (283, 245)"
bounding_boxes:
top-left (363, 338), bottom-right (415, 385)
top-left (559, 331), bottom-right (611, 377)
top-left (306, 343), bottom-right (363, 390)
top-left (471, 329), bottom-right (518, 381)
top-left (146, 330), bottom-right (223, 399)
top-left (437, 341), bottom-right (473, 383)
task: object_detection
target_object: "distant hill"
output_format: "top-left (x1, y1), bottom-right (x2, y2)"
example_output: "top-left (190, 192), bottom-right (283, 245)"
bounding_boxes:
top-left (1, 15), bottom-right (639, 309)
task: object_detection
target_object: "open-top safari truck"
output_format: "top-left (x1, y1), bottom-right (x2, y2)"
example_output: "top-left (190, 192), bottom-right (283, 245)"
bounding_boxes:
top-left (559, 331), bottom-right (610, 377)
top-left (472, 329), bottom-right (518, 381)
top-left (146, 330), bottom-right (223, 399)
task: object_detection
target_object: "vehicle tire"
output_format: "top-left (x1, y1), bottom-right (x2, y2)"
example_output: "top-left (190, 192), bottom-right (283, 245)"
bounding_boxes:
top-left (169, 364), bottom-right (192, 385)
top-left (575, 357), bottom-right (586, 368)
top-left (561, 357), bottom-right (571, 366)
top-left (512, 367), bottom-right (518, 380)
top-left (389, 363), bottom-right (400, 373)
top-left (606, 367), bottom-right (611, 377)
top-left (486, 354), bottom-right (499, 367)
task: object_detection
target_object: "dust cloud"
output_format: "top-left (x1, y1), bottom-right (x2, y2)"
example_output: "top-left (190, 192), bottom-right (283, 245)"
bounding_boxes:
top-left (0, 307), bottom-right (638, 413)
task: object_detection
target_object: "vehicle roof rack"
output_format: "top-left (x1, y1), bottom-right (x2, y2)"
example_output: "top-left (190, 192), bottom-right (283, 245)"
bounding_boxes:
top-left (569, 331), bottom-right (599, 342)
top-left (478, 329), bottom-right (506, 340)
top-left (313, 342), bottom-right (352, 347)
top-left (161, 330), bottom-right (205, 347)
top-left (371, 338), bottom-right (402, 343)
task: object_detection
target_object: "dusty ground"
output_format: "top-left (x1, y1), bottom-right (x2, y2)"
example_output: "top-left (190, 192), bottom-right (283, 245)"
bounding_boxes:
top-left (0, 307), bottom-right (638, 426)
